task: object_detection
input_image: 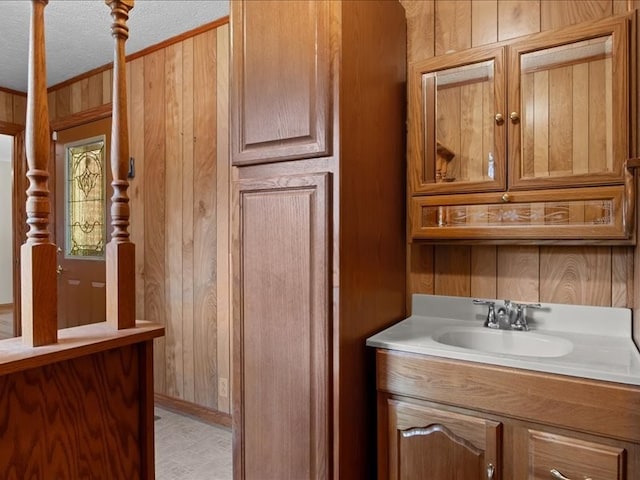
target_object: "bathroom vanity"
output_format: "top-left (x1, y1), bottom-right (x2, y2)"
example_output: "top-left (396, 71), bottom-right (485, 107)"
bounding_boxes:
top-left (368, 295), bottom-right (640, 479)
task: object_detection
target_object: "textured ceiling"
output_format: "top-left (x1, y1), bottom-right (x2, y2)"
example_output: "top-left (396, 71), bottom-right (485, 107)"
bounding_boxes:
top-left (0, 0), bottom-right (230, 92)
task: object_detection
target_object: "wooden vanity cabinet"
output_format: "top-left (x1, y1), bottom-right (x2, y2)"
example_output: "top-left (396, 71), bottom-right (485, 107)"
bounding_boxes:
top-left (520, 429), bottom-right (626, 480)
top-left (408, 13), bottom-right (635, 243)
top-left (231, 1), bottom-right (407, 478)
top-left (386, 398), bottom-right (501, 480)
top-left (376, 349), bottom-right (640, 480)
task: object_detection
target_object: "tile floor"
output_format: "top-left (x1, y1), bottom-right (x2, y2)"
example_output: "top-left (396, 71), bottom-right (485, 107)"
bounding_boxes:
top-left (155, 406), bottom-right (232, 480)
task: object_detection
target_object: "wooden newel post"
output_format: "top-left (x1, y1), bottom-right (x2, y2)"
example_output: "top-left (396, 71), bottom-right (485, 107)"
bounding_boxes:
top-left (106, 0), bottom-right (135, 329)
top-left (21, 0), bottom-right (57, 347)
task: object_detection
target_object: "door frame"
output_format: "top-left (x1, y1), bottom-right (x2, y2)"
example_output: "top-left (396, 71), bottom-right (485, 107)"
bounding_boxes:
top-left (9, 103), bottom-right (112, 337)
top-left (0, 120), bottom-right (26, 337)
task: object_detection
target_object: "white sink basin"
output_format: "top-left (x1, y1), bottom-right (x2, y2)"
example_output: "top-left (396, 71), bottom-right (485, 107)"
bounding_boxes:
top-left (433, 327), bottom-right (573, 358)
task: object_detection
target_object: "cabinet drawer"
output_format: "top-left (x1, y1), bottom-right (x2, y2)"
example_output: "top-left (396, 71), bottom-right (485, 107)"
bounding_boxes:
top-left (409, 185), bottom-right (628, 242)
top-left (527, 430), bottom-right (625, 480)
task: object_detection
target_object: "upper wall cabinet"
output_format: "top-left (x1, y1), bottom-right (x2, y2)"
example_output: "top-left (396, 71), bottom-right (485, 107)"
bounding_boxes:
top-left (231, 0), bottom-right (332, 166)
top-left (409, 14), bottom-right (635, 243)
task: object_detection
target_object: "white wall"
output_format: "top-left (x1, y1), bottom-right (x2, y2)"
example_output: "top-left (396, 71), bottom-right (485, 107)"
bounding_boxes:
top-left (0, 134), bottom-right (13, 304)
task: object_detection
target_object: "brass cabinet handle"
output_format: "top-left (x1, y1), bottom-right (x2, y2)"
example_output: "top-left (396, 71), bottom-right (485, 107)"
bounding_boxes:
top-left (494, 113), bottom-right (504, 124)
top-left (56, 265), bottom-right (64, 275)
top-left (487, 463), bottom-right (495, 479)
top-left (510, 111), bottom-right (520, 122)
top-left (501, 193), bottom-right (510, 203)
top-left (550, 469), bottom-right (592, 480)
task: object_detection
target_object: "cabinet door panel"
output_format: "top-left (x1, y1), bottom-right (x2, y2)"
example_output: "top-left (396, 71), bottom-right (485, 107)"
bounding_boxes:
top-left (508, 15), bottom-right (630, 190)
top-left (527, 430), bottom-right (625, 480)
top-left (231, 0), bottom-right (331, 165)
top-left (234, 173), bottom-right (331, 479)
top-left (388, 399), bottom-right (501, 480)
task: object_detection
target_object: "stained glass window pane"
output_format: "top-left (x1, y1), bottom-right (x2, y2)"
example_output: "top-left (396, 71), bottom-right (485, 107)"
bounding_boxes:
top-left (66, 138), bottom-right (106, 258)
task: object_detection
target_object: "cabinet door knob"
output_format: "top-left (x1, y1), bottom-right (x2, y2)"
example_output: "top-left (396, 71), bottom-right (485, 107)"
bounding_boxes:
top-left (510, 111), bottom-right (520, 122)
top-left (487, 463), bottom-right (495, 479)
top-left (501, 193), bottom-right (510, 203)
top-left (494, 113), bottom-right (504, 124)
top-left (550, 469), bottom-right (592, 480)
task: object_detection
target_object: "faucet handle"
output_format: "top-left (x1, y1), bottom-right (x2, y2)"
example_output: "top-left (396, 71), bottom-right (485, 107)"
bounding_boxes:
top-left (473, 299), bottom-right (498, 328)
top-left (510, 302), bottom-right (541, 331)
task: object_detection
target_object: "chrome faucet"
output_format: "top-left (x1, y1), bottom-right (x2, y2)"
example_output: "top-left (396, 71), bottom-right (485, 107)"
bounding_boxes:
top-left (474, 299), bottom-right (541, 331)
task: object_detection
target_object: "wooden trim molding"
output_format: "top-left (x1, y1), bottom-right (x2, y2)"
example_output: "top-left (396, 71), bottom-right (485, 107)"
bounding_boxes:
top-left (154, 393), bottom-right (232, 428)
top-left (47, 16), bottom-right (230, 93)
top-left (0, 86), bottom-right (27, 97)
top-left (50, 103), bottom-right (112, 132)
top-left (0, 121), bottom-right (25, 135)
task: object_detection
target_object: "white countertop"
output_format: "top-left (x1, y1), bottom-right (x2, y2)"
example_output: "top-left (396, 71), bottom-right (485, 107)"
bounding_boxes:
top-left (366, 294), bottom-right (640, 386)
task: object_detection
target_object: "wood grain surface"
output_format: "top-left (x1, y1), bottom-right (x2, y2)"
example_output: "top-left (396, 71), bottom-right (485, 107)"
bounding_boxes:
top-left (0, 344), bottom-right (145, 478)
top-left (46, 26), bottom-right (231, 414)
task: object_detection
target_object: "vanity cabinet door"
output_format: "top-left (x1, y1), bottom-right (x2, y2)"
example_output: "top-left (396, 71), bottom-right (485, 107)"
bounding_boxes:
top-left (524, 430), bottom-right (625, 480)
top-left (386, 398), bottom-right (502, 480)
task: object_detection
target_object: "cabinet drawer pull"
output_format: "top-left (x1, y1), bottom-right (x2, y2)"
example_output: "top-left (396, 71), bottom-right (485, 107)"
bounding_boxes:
top-left (550, 469), bottom-right (592, 480)
top-left (487, 463), bottom-right (495, 479)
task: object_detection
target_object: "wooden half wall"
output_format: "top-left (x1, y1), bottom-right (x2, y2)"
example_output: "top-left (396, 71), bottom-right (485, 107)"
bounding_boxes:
top-left (402, 0), bottom-right (639, 309)
top-left (45, 21), bottom-right (231, 415)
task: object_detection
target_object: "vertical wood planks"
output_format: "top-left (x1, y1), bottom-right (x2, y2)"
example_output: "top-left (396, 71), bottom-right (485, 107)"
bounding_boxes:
top-left (144, 48), bottom-right (167, 394)
top-left (539, 247), bottom-right (612, 306)
top-left (435, 1), bottom-right (471, 55)
top-left (400, 0), bottom-right (435, 63)
top-left (498, 0), bottom-right (540, 41)
top-left (434, 246), bottom-right (471, 297)
top-left (470, 246), bottom-right (497, 299)
top-left (496, 246), bottom-right (539, 302)
top-left (216, 23), bottom-right (231, 414)
top-left (541, 0), bottom-right (612, 30)
top-left (129, 58), bottom-right (145, 322)
top-left (181, 37), bottom-right (196, 404)
top-left (193, 29), bottom-right (218, 408)
top-left (472, 0), bottom-right (498, 47)
top-left (164, 42), bottom-right (184, 398)
top-left (0, 91), bottom-right (27, 125)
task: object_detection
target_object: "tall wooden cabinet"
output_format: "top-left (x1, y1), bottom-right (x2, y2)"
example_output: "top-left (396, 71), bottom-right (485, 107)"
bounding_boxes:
top-left (231, 1), bottom-right (407, 478)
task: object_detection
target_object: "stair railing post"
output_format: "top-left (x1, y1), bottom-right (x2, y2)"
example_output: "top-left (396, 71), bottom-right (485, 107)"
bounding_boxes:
top-left (21, 0), bottom-right (57, 347)
top-left (105, 0), bottom-right (136, 329)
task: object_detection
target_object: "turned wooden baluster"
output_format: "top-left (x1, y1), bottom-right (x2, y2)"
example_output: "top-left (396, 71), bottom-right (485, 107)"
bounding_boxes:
top-left (21, 0), bottom-right (57, 347)
top-left (106, 0), bottom-right (135, 329)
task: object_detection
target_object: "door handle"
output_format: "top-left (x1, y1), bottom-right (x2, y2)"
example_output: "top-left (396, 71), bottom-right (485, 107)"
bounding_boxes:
top-left (550, 469), bottom-right (592, 480)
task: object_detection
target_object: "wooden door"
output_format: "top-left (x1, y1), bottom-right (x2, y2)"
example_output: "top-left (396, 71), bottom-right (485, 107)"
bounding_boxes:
top-left (231, 0), bottom-right (331, 165)
top-left (387, 399), bottom-right (502, 480)
top-left (526, 430), bottom-right (625, 480)
top-left (54, 117), bottom-right (112, 328)
top-left (233, 172), bottom-right (331, 479)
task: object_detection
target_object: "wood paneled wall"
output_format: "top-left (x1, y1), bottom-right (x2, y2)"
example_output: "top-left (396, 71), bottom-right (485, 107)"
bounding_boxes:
top-left (46, 23), bottom-right (231, 414)
top-left (402, 0), bottom-right (638, 308)
top-left (0, 88), bottom-right (26, 126)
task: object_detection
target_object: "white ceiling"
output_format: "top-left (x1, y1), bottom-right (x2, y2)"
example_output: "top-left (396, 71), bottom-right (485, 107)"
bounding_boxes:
top-left (0, 0), bottom-right (230, 92)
